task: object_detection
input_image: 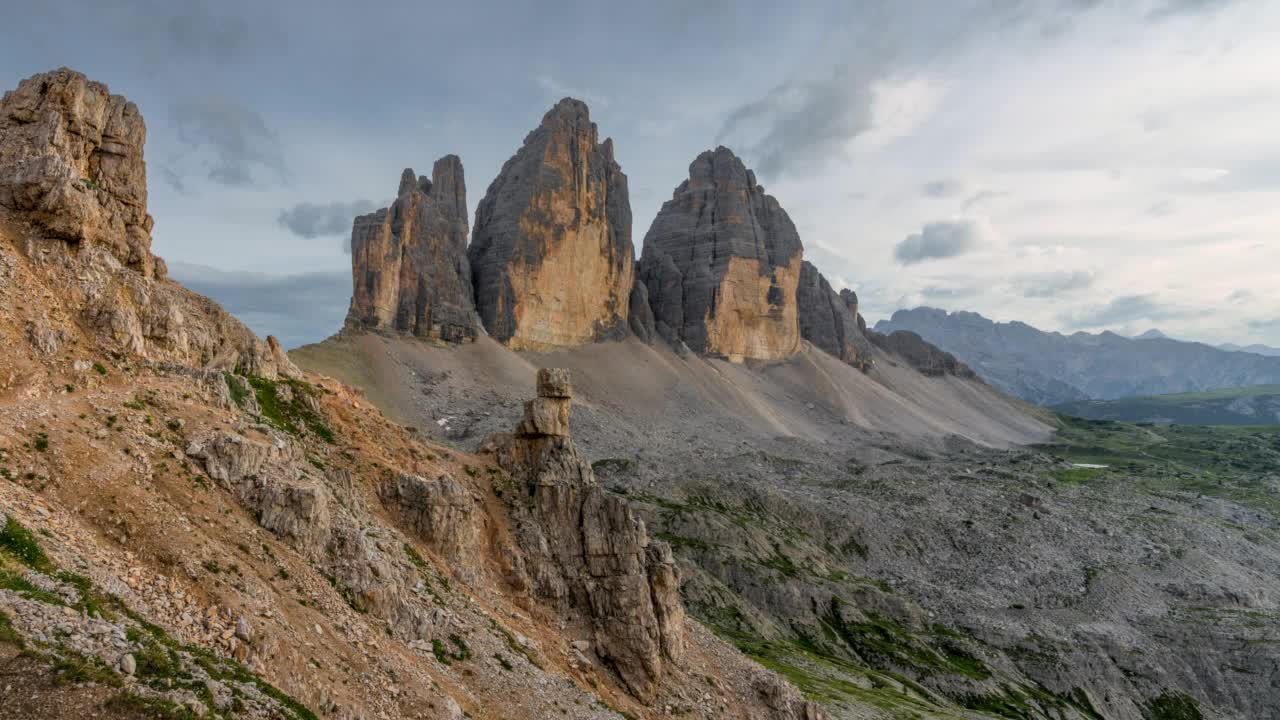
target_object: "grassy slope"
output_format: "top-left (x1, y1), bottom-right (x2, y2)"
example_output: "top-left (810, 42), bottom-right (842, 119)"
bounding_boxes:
top-left (1052, 385), bottom-right (1280, 425)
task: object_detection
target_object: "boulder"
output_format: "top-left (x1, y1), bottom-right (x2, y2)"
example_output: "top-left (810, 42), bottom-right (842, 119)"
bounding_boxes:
top-left (797, 261), bottom-right (873, 371)
top-left (469, 99), bottom-right (634, 350)
top-left (347, 157), bottom-right (479, 342)
top-left (638, 146), bottom-right (802, 362)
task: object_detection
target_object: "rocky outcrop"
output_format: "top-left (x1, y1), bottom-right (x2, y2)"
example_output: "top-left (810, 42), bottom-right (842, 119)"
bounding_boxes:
top-left (628, 273), bottom-right (657, 343)
top-left (639, 146), bottom-right (803, 362)
top-left (379, 472), bottom-right (486, 579)
top-left (0, 67), bottom-right (159, 278)
top-left (346, 158), bottom-right (479, 343)
top-left (839, 288), bottom-right (867, 334)
top-left (468, 99), bottom-right (634, 350)
top-left (486, 369), bottom-right (684, 700)
top-left (0, 68), bottom-right (296, 378)
top-left (868, 329), bottom-right (976, 378)
top-left (797, 261), bottom-right (873, 371)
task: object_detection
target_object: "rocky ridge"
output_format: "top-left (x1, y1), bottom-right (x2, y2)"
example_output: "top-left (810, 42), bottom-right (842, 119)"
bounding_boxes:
top-left (796, 261), bottom-right (873, 371)
top-left (639, 146), bottom-right (804, 362)
top-left (346, 158), bottom-right (479, 343)
top-left (0, 68), bottom-right (826, 720)
top-left (468, 98), bottom-right (634, 351)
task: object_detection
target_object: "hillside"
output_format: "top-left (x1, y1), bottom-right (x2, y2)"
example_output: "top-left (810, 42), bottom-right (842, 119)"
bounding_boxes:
top-left (0, 68), bottom-right (826, 720)
top-left (1054, 385), bottom-right (1280, 425)
top-left (876, 307), bottom-right (1280, 405)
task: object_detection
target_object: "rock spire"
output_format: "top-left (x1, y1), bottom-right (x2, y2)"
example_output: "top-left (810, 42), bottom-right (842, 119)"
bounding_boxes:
top-left (797, 261), bottom-right (873, 371)
top-left (468, 99), bottom-right (635, 350)
top-left (346, 156), bottom-right (479, 342)
top-left (638, 146), bottom-right (803, 362)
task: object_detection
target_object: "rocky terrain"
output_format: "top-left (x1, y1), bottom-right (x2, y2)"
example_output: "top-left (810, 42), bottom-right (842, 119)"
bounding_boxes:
top-left (346, 158), bottom-right (479, 343)
top-left (468, 99), bottom-right (635, 351)
top-left (877, 307), bottom-right (1280, 405)
top-left (1054, 384), bottom-right (1280, 425)
top-left (0, 68), bottom-right (830, 720)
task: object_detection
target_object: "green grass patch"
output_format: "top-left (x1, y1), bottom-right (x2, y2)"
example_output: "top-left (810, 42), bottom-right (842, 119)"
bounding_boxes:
top-left (1143, 692), bottom-right (1203, 720)
top-left (0, 515), bottom-right (53, 572)
top-left (244, 375), bottom-right (334, 442)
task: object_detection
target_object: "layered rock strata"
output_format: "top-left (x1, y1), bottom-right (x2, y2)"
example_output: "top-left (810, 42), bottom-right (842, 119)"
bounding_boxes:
top-left (796, 261), bottom-right (873, 371)
top-left (487, 369), bottom-right (684, 700)
top-left (868, 329), bottom-right (977, 378)
top-left (0, 68), bottom-right (295, 377)
top-left (0, 67), bottom-right (159, 277)
top-left (468, 99), bottom-right (634, 350)
top-left (639, 146), bottom-right (802, 362)
top-left (347, 158), bottom-right (479, 342)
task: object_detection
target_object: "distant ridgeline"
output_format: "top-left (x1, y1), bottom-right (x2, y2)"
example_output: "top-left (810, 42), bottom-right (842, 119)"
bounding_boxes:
top-left (1052, 385), bottom-right (1280, 425)
top-left (876, 307), bottom-right (1280, 406)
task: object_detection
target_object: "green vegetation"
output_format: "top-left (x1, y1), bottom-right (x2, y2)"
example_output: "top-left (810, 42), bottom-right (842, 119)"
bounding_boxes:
top-left (0, 515), bottom-right (53, 571)
top-left (93, 361), bottom-right (109, 375)
top-left (224, 372), bottom-right (250, 408)
top-left (1054, 384), bottom-right (1280, 425)
top-left (0, 515), bottom-right (316, 720)
top-left (244, 375), bottom-right (334, 442)
top-left (432, 638), bottom-right (451, 665)
top-left (1143, 692), bottom-right (1203, 720)
top-left (1035, 415), bottom-right (1280, 517)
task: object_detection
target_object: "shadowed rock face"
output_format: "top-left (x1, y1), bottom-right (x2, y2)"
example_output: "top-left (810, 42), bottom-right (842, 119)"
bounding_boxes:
top-left (487, 369), bottom-right (684, 701)
top-left (0, 67), bottom-right (159, 278)
top-left (868, 329), bottom-right (976, 378)
top-left (347, 157), bottom-right (479, 343)
top-left (469, 99), bottom-right (634, 350)
top-left (797, 261), bottom-right (873, 371)
top-left (639, 146), bottom-right (803, 362)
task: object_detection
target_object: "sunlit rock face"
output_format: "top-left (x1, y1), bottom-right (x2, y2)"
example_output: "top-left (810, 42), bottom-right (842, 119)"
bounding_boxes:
top-left (469, 99), bottom-right (634, 351)
top-left (639, 146), bottom-right (803, 363)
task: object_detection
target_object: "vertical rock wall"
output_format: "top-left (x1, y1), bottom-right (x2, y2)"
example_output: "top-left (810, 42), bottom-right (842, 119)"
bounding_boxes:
top-left (468, 99), bottom-right (634, 350)
top-left (797, 261), bottom-right (873, 371)
top-left (638, 146), bottom-right (803, 362)
top-left (347, 157), bottom-right (479, 343)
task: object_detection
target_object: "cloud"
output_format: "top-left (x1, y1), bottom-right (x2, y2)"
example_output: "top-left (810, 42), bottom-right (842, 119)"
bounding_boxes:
top-left (1227, 289), bottom-right (1255, 303)
top-left (714, 65), bottom-right (878, 178)
top-left (1017, 270), bottom-right (1096, 298)
top-left (1148, 0), bottom-right (1240, 21)
top-left (921, 179), bottom-right (964, 198)
top-left (166, 262), bottom-right (349, 349)
top-left (961, 189), bottom-right (1009, 210)
top-left (169, 97), bottom-right (288, 187)
top-left (894, 219), bottom-right (990, 265)
top-left (1060, 294), bottom-right (1189, 329)
top-left (278, 200), bottom-right (379, 247)
top-left (160, 2), bottom-right (254, 63)
top-left (919, 284), bottom-right (982, 300)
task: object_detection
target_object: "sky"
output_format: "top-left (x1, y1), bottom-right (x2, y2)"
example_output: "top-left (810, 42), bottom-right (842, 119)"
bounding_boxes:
top-left (2, 0), bottom-right (1278, 349)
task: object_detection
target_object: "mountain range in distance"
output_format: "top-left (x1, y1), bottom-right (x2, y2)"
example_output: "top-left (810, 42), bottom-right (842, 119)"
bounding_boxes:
top-left (1051, 385), bottom-right (1280, 425)
top-left (876, 307), bottom-right (1280, 406)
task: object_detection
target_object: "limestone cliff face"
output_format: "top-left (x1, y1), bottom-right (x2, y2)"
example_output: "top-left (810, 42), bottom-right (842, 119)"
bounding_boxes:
top-left (468, 99), bottom-right (634, 350)
top-left (0, 67), bottom-right (159, 278)
top-left (639, 147), bottom-right (802, 362)
top-left (347, 158), bottom-right (479, 342)
top-left (0, 68), bottom-right (295, 378)
top-left (797, 261), bottom-right (873, 371)
top-left (486, 369), bottom-right (684, 701)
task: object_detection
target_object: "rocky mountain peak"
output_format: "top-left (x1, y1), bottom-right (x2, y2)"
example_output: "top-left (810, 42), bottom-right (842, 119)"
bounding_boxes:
top-left (638, 146), bottom-right (804, 362)
top-left (346, 155), bottom-right (479, 343)
top-left (468, 98), bottom-right (634, 350)
top-left (0, 67), bottom-right (160, 278)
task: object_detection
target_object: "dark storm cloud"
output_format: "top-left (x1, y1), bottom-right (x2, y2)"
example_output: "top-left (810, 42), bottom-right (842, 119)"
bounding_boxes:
top-left (170, 98), bottom-right (288, 187)
top-left (167, 262), bottom-right (349, 349)
top-left (894, 220), bottom-right (986, 265)
top-left (1059, 294), bottom-right (1189, 329)
top-left (278, 200), bottom-right (379, 248)
top-left (1017, 270), bottom-right (1096, 298)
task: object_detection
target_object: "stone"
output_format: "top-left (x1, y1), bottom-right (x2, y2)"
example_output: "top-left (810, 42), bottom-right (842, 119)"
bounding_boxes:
top-left (234, 616), bottom-right (252, 642)
top-left (378, 472), bottom-right (485, 579)
top-left (0, 68), bottom-right (158, 278)
top-left (627, 273), bottom-right (657, 343)
top-left (487, 368), bottom-right (684, 701)
top-left (866, 329), bottom-right (976, 378)
top-left (796, 261), bottom-right (873, 371)
top-left (638, 146), bottom-right (803, 362)
top-left (469, 99), bottom-right (634, 350)
top-left (120, 652), bottom-right (136, 676)
top-left (347, 156), bottom-right (479, 342)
